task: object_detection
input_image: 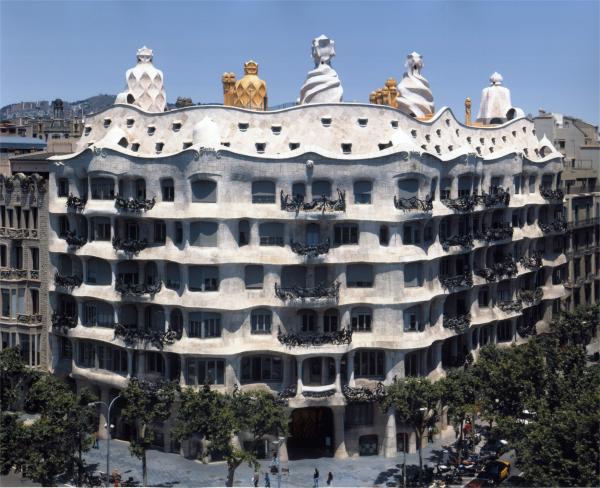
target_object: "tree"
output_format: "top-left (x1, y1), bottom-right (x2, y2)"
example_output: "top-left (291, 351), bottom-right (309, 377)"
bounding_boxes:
top-left (550, 304), bottom-right (599, 347)
top-left (382, 377), bottom-right (441, 485)
top-left (175, 385), bottom-right (288, 487)
top-left (0, 346), bottom-right (39, 411)
top-left (121, 377), bottom-right (179, 486)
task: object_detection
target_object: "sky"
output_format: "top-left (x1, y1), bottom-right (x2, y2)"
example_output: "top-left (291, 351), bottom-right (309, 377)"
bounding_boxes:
top-left (1, 0), bottom-right (599, 125)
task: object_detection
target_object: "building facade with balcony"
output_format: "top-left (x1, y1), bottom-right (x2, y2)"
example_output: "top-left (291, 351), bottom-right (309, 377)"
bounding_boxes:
top-left (533, 111), bottom-right (600, 310)
top-left (47, 44), bottom-right (566, 460)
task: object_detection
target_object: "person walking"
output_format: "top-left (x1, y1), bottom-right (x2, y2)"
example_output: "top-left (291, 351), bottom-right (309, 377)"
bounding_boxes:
top-left (252, 470), bottom-right (259, 487)
top-left (264, 472), bottom-right (270, 488)
top-left (91, 432), bottom-right (99, 449)
top-left (326, 471), bottom-right (333, 486)
top-left (313, 468), bottom-right (320, 487)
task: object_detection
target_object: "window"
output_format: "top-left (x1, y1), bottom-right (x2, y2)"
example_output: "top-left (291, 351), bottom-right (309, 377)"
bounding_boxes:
top-left (30, 289), bottom-right (39, 314)
top-left (478, 288), bottom-right (490, 308)
top-left (528, 175), bottom-right (536, 193)
top-left (186, 358), bottom-right (225, 385)
top-left (347, 264), bottom-right (373, 288)
top-left (189, 311), bottom-right (221, 338)
top-left (513, 175), bottom-right (521, 194)
top-left (405, 351), bottom-right (421, 377)
top-left (7, 209), bottom-right (13, 228)
top-left (241, 356), bottom-right (282, 382)
top-left (252, 180), bottom-right (276, 204)
top-left (190, 222), bottom-right (218, 247)
top-left (299, 310), bottom-right (317, 332)
top-left (323, 309), bottom-right (339, 333)
top-left (86, 258), bottom-right (111, 285)
top-left (398, 179), bottom-right (419, 199)
top-left (91, 178), bottom-right (115, 200)
top-left (292, 183), bottom-right (306, 200)
top-left (90, 217), bottom-right (111, 241)
top-left (251, 309), bottom-right (272, 333)
top-left (245, 265), bottom-right (263, 289)
top-left (312, 180), bottom-right (331, 198)
top-left (440, 178), bottom-right (451, 200)
top-left (0, 245), bottom-right (6, 267)
top-left (175, 222), bottom-right (183, 244)
top-left (30, 248), bottom-right (39, 271)
top-left (1, 289), bottom-right (9, 316)
top-left (146, 352), bottom-right (164, 374)
top-left (238, 220), bottom-right (250, 246)
top-left (161, 179), bottom-right (174, 202)
top-left (58, 215), bottom-right (69, 237)
top-left (354, 180), bottom-right (372, 204)
top-left (403, 223), bottom-right (420, 245)
top-left (306, 223), bottom-right (320, 245)
top-left (354, 350), bottom-right (384, 378)
top-left (458, 175), bottom-right (473, 197)
top-left (379, 225), bottom-right (389, 246)
top-left (497, 321), bottom-right (512, 342)
top-left (403, 306), bottom-right (422, 332)
top-left (151, 221), bottom-right (166, 244)
top-left (32, 208), bottom-right (37, 229)
top-left (58, 178), bottom-right (69, 197)
top-left (346, 403), bottom-right (374, 426)
top-left (191, 179), bottom-right (217, 203)
top-left (78, 342), bottom-right (95, 367)
top-left (404, 263), bottom-right (422, 287)
top-left (259, 223), bottom-right (284, 246)
top-left (165, 263), bottom-right (180, 290)
top-left (351, 307), bottom-right (372, 332)
top-left (12, 246), bottom-right (22, 269)
top-left (23, 210), bottom-right (29, 229)
top-left (83, 301), bottom-right (113, 327)
top-left (188, 266), bottom-right (219, 291)
top-left (334, 224), bottom-right (358, 245)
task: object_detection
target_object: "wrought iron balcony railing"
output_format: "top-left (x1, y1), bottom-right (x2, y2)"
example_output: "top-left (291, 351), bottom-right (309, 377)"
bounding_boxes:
top-left (441, 194), bottom-right (479, 212)
top-left (51, 313), bottom-right (77, 333)
top-left (439, 271), bottom-right (473, 290)
top-left (115, 278), bottom-right (162, 296)
top-left (474, 223), bottom-right (514, 242)
top-left (65, 231), bottom-right (86, 249)
top-left (539, 219), bottom-right (567, 234)
top-left (539, 186), bottom-right (564, 202)
top-left (0, 268), bottom-right (28, 280)
top-left (0, 228), bottom-right (39, 240)
top-left (519, 253), bottom-right (543, 270)
top-left (65, 194), bottom-right (87, 211)
top-left (303, 389), bottom-right (336, 398)
top-left (567, 217), bottom-right (600, 230)
top-left (518, 287), bottom-right (543, 306)
top-left (114, 195), bottom-right (156, 212)
top-left (342, 382), bottom-right (387, 403)
top-left (481, 187), bottom-right (510, 208)
top-left (114, 323), bottom-right (178, 349)
top-left (54, 272), bottom-right (83, 289)
top-left (393, 195), bottom-right (433, 212)
top-left (277, 385), bottom-right (298, 401)
top-left (280, 189), bottom-right (346, 214)
top-left (498, 299), bottom-right (523, 313)
top-left (443, 313), bottom-right (471, 332)
top-left (274, 281), bottom-right (340, 302)
top-left (441, 234), bottom-right (474, 251)
top-left (290, 239), bottom-right (330, 257)
top-left (475, 256), bottom-right (518, 282)
top-left (112, 236), bottom-right (148, 255)
top-left (277, 327), bottom-right (352, 347)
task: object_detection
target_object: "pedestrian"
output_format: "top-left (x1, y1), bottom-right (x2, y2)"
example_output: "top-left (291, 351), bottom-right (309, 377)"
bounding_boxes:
top-left (326, 471), bottom-right (333, 486)
top-left (313, 468), bottom-right (320, 488)
top-left (427, 426), bottom-right (434, 443)
top-left (252, 470), bottom-right (259, 487)
top-left (264, 472), bottom-right (270, 487)
top-left (92, 432), bottom-right (99, 449)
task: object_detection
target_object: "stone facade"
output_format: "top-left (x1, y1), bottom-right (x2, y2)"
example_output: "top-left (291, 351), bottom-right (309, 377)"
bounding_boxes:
top-left (47, 99), bottom-right (567, 459)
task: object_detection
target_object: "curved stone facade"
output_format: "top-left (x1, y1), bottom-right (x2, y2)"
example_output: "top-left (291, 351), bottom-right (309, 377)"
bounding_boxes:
top-left (48, 103), bottom-right (566, 458)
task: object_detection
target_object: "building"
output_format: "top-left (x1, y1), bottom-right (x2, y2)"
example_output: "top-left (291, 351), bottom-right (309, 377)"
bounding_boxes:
top-left (47, 41), bottom-right (566, 460)
top-left (533, 111), bottom-right (600, 310)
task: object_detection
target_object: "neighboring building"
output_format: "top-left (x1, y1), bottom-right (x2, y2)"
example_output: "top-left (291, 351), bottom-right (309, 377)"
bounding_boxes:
top-left (48, 42), bottom-right (566, 460)
top-left (533, 111), bottom-right (600, 310)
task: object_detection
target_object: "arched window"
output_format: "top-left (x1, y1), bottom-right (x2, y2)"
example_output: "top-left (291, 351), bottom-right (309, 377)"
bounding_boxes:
top-left (252, 180), bottom-right (276, 203)
top-left (347, 264), bottom-right (373, 288)
top-left (83, 300), bottom-right (113, 327)
top-left (86, 258), bottom-right (111, 285)
top-left (259, 223), bottom-right (284, 246)
top-left (306, 223), bottom-right (320, 245)
top-left (251, 308), bottom-right (272, 334)
top-left (135, 178), bottom-right (146, 200)
top-left (397, 179), bottom-right (419, 199)
top-left (298, 309), bottom-right (317, 332)
top-left (323, 309), bottom-right (339, 333)
top-left (353, 180), bottom-right (372, 204)
top-left (292, 182), bottom-right (306, 200)
top-left (166, 263), bottom-right (180, 290)
top-left (190, 222), bottom-right (218, 247)
top-left (145, 305), bottom-right (165, 331)
top-left (145, 262), bottom-right (158, 284)
top-left (238, 220), bottom-right (249, 246)
top-left (354, 349), bottom-right (384, 377)
top-left (191, 179), bottom-right (217, 203)
top-left (403, 306), bottom-right (423, 332)
top-left (312, 180), bottom-right (331, 198)
top-left (170, 309), bottom-right (183, 335)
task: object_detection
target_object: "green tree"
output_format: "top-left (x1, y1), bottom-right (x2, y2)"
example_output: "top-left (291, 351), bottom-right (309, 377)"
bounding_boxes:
top-left (121, 377), bottom-right (179, 486)
top-left (382, 377), bottom-right (441, 484)
top-left (0, 347), bottom-right (39, 411)
top-left (550, 304), bottom-right (599, 347)
top-left (0, 413), bottom-right (26, 475)
top-left (175, 385), bottom-right (288, 487)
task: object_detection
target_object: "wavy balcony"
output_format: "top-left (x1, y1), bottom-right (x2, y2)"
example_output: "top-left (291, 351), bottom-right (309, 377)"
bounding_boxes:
top-left (439, 271), bottom-right (473, 290)
top-left (342, 383), bottom-right (387, 403)
top-left (443, 313), bottom-right (471, 332)
top-left (539, 186), bottom-right (564, 202)
top-left (475, 256), bottom-right (518, 282)
top-left (51, 313), bottom-right (77, 334)
top-left (274, 281), bottom-right (340, 304)
top-left (54, 272), bottom-right (83, 290)
top-left (441, 234), bottom-right (474, 251)
top-left (441, 194), bottom-right (478, 212)
top-left (65, 231), bottom-right (86, 249)
top-left (519, 253), bottom-right (543, 271)
top-left (112, 236), bottom-right (148, 255)
top-left (290, 239), bottom-right (330, 258)
top-left (66, 194), bottom-right (87, 211)
top-left (280, 190), bottom-right (346, 214)
top-left (114, 195), bottom-right (156, 212)
top-left (481, 187), bottom-right (510, 208)
top-left (474, 223), bottom-right (514, 242)
top-left (539, 219), bottom-right (567, 234)
top-left (393, 195), bottom-right (433, 212)
top-left (277, 327), bottom-right (352, 347)
top-left (113, 323), bottom-right (178, 349)
top-left (518, 287), bottom-right (543, 306)
top-left (115, 278), bottom-right (162, 297)
top-left (498, 299), bottom-right (523, 313)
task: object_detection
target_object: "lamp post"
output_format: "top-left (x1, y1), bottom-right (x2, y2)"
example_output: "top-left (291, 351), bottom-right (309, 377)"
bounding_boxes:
top-left (89, 395), bottom-right (121, 486)
top-left (272, 436), bottom-right (285, 488)
top-left (402, 432), bottom-right (407, 488)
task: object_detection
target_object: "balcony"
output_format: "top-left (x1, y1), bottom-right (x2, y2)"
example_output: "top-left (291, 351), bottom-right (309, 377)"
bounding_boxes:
top-left (114, 195), bottom-right (156, 212)
top-left (51, 313), bottom-right (77, 334)
top-left (441, 234), bottom-right (474, 251)
top-left (17, 314), bottom-right (43, 324)
top-left (115, 278), bottom-right (162, 296)
top-left (0, 268), bottom-right (28, 280)
top-left (498, 299), bottom-right (523, 313)
top-left (481, 187), bottom-right (510, 208)
top-left (274, 281), bottom-right (340, 303)
top-left (112, 236), bottom-right (148, 255)
top-left (474, 223), bottom-right (513, 242)
top-left (114, 323), bottom-right (178, 349)
top-left (393, 195), bottom-right (433, 212)
top-left (539, 186), bottom-right (564, 202)
top-left (567, 217), bottom-right (600, 230)
top-left (290, 239), bottom-right (330, 258)
top-left (277, 327), bottom-right (352, 347)
top-left (441, 194), bottom-right (478, 212)
top-left (54, 272), bottom-right (83, 290)
top-left (342, 382), bottom-right (387, 403)
top-left (65, 231), bottom-right (86, 249)
top-left (539, 219), bottom-right (567, 234)
top-left (518, 287), bottom-right (543, 306)
top-left (0, 228), bottom-right (39, 240)
top-left (519, 253), bottom-right (543, 270)
top-left (65, 194), bottom-right (87, 211)
top-left (443, 313), bottom-right (471, 332)
top-left (564, 184), bottom-right (600, 195)
top-left (439, 271), bottom-right (473, 290)
top-left (280, 190), bottom-right (346, 214)
top-left (475, 256), bottom-right (518, 282)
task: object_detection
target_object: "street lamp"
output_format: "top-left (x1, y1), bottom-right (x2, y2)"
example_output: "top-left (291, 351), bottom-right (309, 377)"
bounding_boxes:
top-left (272, 436), bottom-right (285, 488)
top-left (89, 395), bottom-right (121, 486)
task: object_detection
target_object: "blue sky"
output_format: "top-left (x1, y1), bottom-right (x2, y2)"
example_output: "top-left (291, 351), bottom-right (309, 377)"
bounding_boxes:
top-left (1, 0), bottom-right (598, 124)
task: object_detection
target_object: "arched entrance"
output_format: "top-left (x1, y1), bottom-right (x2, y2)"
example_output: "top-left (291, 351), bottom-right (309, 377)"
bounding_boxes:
top-left (288, 407), bottom-right (334, 460)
